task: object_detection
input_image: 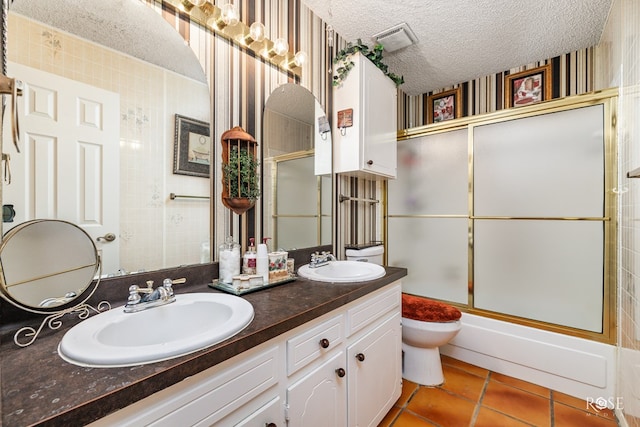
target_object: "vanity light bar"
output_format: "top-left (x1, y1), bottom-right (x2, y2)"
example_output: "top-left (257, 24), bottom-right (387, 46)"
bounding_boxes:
top-left (173, 0), bottom-right (304, 77)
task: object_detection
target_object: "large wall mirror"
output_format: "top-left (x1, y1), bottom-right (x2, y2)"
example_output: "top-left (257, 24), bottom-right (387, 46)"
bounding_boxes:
top-left (262, 83), bottom-right (332, 250)
top-left (2, 0), bottom-right (211, 278)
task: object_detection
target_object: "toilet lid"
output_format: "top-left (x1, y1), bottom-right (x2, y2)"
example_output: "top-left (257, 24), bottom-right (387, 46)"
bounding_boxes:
top-left (402, 293), bottom-right (462, 322)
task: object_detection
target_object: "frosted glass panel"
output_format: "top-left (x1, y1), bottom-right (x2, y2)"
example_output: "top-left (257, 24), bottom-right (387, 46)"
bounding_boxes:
top-left (474, 105), bottom-right (604, 217)
top-left (474, 220), bottom-right (604, 332)
top-left (277, 156), bottom-right (316, 215)
top-left (389, 129), bottom-right (468, 215)
top-left (320, 176), bottom-right (331, 244)
top-left (388, 217), bottom-right (468, 303)
top-left (276, 217), bottom-right (317, 249)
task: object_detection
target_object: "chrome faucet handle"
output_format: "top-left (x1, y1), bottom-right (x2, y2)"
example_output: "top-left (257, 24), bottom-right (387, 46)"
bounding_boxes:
top-left (127, 284), bottom-right (142, 304)
top-left (161, 278), bottom-right (185, 297)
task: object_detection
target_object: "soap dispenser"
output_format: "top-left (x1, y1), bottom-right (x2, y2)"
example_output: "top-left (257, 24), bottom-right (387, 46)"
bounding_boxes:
top-left (256, 237), bottom-right (270, 283)
top-left (242, 238), bottom-right (257, 275)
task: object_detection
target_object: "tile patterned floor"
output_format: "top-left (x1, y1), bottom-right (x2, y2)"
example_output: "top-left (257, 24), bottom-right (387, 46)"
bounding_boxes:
top-left (379, 355), bottom-right (619, 427)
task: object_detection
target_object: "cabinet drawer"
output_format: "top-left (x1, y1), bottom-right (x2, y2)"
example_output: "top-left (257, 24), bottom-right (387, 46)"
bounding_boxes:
top-left (287, 315), bottom-right (344, 376)
top-left (93, 346), bottom-right (280, 427)
top-left (347, 284), bottom-right (401, 337)
top-left (155, 346), bottom-right (279, 426)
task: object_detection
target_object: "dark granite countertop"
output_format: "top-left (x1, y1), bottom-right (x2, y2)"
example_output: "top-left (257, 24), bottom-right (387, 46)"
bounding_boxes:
top-left (1, 266), bottom-right (407, 427)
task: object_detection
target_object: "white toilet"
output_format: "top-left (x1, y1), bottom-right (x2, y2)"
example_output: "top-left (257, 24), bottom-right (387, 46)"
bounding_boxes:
top-left (401, 294), bottom-right (462, 386)
top-left (345, 245), bottom-right (384, 264)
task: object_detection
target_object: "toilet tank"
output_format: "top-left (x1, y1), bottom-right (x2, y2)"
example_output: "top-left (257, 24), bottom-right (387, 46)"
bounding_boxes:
top-left (345, 245), bottom-right (384, 265)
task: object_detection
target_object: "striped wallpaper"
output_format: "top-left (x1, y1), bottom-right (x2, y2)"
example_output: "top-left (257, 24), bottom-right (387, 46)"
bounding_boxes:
top-left (399, 48), bottom-right (596, 129)
top-left (146, 0), bottom-right (596, 255)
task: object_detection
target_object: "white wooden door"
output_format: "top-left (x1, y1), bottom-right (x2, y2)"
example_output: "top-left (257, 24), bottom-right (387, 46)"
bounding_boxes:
top-left (286, 351), bottom-right (347, 427)
top-left (4, 63), bottom-right (120, 273)
top-left (347, 312), bottom-right (402, 427)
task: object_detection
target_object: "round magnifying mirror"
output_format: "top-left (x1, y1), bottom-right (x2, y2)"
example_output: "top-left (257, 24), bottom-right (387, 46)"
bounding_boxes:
top-left (0, 219), bottom-right (100, 313)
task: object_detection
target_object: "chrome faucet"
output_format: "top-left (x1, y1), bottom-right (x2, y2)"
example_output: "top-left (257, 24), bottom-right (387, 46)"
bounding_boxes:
top-left (39, 291), bottom-right (77, 307)
top-left (124, 277), bottom-right (186, 313)
top-left (309, 251), bottom-right (336, 268)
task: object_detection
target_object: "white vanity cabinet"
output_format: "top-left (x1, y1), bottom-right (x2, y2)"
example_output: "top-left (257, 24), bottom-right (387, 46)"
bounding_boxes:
top-left (89, 282), bottom-right (401, 427)
top-left (333, 52), bottom-right (398, 179)
top-left (286, 284), bottom-right (402, 427)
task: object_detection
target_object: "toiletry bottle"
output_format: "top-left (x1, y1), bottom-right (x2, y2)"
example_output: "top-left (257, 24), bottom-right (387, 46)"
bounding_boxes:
top-left (242, 238), bottom-right (257, 274)
top-left (256, 237), bottom-right (270, 283)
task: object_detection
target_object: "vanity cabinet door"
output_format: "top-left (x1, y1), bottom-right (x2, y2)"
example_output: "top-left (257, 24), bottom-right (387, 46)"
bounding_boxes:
top-left (333, 52), bottom-right (397, 179)
top-left (286, 350), bottom-right (347, 427)
top-left (347, 311), bottom-right (402, 427)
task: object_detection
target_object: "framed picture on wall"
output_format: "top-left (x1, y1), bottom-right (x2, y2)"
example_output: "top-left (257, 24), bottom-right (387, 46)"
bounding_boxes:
top-left (504, 64), bottom-right (552, 108)
top-left (427, 87), bottom-right (462, 124)
top-left (174, 114), bottom-right (211, 178)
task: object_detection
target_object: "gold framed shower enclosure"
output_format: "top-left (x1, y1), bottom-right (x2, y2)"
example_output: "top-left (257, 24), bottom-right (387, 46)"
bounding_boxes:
top-left (388, 88), bottom-right (618, 344)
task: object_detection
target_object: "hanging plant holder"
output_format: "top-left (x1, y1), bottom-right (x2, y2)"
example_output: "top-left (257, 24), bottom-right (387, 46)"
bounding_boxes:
top-left (221, 126), bottom-right (260, 215)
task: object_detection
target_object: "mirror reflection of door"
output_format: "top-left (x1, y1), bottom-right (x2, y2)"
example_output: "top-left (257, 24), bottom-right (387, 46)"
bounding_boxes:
top-left (3, 64), bottom-right (120, 272)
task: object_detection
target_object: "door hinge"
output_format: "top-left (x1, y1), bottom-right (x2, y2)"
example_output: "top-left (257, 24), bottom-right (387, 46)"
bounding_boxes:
top-left (284, 402), bottom-right (290, 422)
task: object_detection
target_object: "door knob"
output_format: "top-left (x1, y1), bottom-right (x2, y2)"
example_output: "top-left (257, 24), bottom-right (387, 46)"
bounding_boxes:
top-left (96, 233), bottom-right (116, 242)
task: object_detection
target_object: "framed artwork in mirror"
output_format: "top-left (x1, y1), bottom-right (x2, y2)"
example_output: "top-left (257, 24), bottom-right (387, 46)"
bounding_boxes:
top-left (504, 64), bottom-right (552, 108)
top-left (427, 87), bottom-right (462, 124)
top-left (174, 114), bottom-right (211, 177)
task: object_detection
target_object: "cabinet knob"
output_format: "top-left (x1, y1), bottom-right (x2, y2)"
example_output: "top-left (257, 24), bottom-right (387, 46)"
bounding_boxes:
top-left (366, 160), bottom-right (373, 166)
top-left (335, 367), bottom-right (346, 378)
top-left (265, 423), bottom-right (277, 427)
top-left (319, 338), bottom-right (330, 349)
top-left (355, 352), bottom-right (366, 362)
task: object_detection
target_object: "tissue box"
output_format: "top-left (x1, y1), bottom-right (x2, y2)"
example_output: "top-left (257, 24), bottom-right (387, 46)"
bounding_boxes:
top-left (268, 251), bottom-right (289, 281)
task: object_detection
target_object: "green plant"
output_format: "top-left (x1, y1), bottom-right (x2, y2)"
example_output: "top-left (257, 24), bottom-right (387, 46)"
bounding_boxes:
top-left (333, 39), bottom-right (404, 87)
top-left (222, 146), bottom-right (260, 200)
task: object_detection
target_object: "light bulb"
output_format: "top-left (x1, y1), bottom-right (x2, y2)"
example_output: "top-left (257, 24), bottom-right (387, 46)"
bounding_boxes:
top-left (273, 38), bottom-right (289, 57)
top-left (221, 3), bottom-right (239, 27)
top-left (293, 51), bottom-right (308, 67)
top-left (249, 22), bottom-right (265, 43)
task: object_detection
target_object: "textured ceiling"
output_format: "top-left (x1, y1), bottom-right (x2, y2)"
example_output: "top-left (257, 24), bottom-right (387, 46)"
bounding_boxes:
top-left (10, 0), bottom-right (207, 84)
top-left (303, 0), bottom-right (613, 95)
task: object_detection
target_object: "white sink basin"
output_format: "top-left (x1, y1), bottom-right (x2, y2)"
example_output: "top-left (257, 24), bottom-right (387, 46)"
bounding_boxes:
top-left (297, 260), bottom-right (385, 283)
top-left (58, 293), bottom-right (254, 368)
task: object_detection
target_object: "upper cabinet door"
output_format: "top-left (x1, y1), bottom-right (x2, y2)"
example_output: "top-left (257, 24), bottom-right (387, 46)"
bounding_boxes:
top-left (333, 52), bottom-right (397, 179)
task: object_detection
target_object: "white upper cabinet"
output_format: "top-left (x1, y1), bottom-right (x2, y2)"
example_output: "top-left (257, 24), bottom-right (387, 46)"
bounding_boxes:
top-left (333, 52), bottom-right (398, 179)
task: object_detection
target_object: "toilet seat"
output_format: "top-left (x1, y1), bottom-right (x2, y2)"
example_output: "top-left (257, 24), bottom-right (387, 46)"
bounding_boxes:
top-left (401, 293), bottom-right (461, 323)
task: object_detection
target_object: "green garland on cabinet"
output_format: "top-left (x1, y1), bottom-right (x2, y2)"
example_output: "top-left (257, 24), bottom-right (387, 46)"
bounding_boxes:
top-left (333, 39), bottom-right (404, 87)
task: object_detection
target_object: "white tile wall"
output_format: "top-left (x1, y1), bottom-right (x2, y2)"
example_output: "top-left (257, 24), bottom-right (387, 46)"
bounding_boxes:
top-left (595, 0), bottom-right (640, 424)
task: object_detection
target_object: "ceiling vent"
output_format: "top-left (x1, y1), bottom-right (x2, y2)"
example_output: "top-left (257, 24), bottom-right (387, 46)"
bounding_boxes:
top-left (372, 22), bottom-right (418, 53)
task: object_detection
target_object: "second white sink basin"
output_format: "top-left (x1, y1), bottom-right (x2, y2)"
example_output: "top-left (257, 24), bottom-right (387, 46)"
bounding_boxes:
top-left (297, 260), bottom-right (385, 283)
top-left (58, 293), bottom-right (254, 368)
